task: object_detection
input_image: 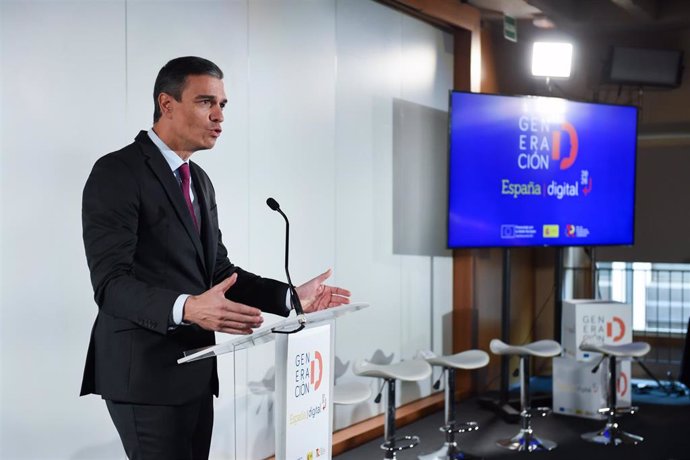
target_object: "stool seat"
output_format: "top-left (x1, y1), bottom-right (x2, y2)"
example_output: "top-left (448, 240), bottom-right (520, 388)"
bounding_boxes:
top-left (580, 341), bottom-right (651, 358)
top-left (333, 381), bottom-right (372, 405)
top-left (427, 350), bottom-right (490, 370)
top-left (490, 339), bottom-right (562, 358)
top-left (354, 359), bottom-right (431, 381)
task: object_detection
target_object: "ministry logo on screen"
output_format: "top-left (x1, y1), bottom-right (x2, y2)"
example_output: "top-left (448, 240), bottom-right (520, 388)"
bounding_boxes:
top-left (565, 224), bottom-right (591, 238)
top-left (543, 224), bottom-right (559, 238)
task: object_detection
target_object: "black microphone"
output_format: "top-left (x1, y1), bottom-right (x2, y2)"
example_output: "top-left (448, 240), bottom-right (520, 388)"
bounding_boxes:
top-left (266, 197), bottom-right (305, 319)
top-left (266, 197), bottom-right (280, 211)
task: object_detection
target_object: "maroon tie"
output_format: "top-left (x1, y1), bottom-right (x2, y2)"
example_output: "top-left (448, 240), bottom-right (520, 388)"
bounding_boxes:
top-left (178, 163), bottom-right (199, 232)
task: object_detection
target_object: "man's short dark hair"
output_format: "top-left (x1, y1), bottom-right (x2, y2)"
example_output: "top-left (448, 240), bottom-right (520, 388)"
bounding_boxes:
top-left (153, 56), bottom-right (224, 123)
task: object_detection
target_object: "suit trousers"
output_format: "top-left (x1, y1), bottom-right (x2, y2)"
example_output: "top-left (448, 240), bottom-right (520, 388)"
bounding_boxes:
top-left (106, 394), bottom-right (213, 460)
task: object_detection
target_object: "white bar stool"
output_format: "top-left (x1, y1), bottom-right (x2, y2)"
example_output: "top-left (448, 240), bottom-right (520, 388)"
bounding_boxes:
top-left (354, 359), bottom-right (432, 459)
top-left (489, 339), bottom-right (562, 452)
top-left (579, 341), bottom-right (651, 446)
top-left (419, 350), bottom-right (490, 460)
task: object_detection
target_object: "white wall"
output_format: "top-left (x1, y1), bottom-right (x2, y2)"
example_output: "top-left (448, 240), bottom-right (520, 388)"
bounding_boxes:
top-left (0, 1), bottom-right (453, 458)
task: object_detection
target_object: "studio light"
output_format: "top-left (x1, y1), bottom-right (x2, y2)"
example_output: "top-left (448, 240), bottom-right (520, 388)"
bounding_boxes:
top-left (531, 41), bottom-right (573, 78)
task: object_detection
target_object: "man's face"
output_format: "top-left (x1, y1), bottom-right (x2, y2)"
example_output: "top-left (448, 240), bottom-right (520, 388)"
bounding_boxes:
top-left (162, 74), bottom-right (227, 153)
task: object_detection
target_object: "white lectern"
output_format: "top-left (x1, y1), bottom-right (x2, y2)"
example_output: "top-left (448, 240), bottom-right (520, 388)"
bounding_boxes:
top-left (178, 302), bottom-right (369, 460)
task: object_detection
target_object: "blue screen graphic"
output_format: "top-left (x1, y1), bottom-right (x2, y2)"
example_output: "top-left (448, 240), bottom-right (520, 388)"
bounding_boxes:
top-left (448, 92), bottom-right (638, 248)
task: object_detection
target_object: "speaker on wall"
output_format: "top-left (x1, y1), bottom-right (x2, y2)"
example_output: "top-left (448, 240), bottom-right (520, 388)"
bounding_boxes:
top-left (606, 46), bottom-right (684, 88)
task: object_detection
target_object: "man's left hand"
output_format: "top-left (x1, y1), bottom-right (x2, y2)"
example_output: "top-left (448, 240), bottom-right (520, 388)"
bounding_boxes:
top-left (295, 269), bottom-right (351, 312)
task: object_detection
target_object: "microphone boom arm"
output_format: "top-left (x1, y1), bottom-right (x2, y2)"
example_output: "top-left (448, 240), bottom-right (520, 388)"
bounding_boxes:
top-left (267, 198), bottom-right (306, 323)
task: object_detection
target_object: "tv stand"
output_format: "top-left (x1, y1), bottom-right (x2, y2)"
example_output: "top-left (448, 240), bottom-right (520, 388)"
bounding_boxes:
top-left (480, 248), bottom-right (521, 423)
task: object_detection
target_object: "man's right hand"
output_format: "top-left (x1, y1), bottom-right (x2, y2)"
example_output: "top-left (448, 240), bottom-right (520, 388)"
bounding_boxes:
top-left (183, 274), bottom-right (263, 334)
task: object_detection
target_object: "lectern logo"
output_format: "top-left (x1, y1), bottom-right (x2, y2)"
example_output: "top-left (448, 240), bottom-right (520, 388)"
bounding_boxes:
top-left (294, 349), bottom-right (324, 397)
top-left (606, 316), bottom-right (625, 342)
top-left (618, 371), bottom-right (629, 397)
top-left (310, 350), bottom-right (323, 391)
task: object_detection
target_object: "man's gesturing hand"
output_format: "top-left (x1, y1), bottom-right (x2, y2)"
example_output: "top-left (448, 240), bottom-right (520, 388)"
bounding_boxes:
top-left (183, 274), bottom-right (263, 334)
top-left (296, 269), bottom-right (351, 313)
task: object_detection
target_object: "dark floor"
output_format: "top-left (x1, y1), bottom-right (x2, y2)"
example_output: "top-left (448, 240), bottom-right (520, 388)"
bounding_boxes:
top-left (334, 397), bottom-right (690, 460)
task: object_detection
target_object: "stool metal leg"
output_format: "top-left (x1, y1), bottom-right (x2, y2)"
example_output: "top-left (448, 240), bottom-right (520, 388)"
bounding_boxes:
top-left (496, 356), bottom-right (556, 452)
top-left (419, 368), bottom-right (481, 460)
top-left (582, 355), bottom-right (644, 446)
top-left (385, 378), bottom-right (395, 447)
top-left (381, 378), bottom-right (420, 459)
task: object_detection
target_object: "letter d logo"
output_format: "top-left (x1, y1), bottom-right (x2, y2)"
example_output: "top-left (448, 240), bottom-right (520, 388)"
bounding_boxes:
top-left (551, 122), bottom-right (579, 170)
top-left (606, 316), bottom-right (625, 342)
top-left (617, 371), bottom-right (629, 397)
top-left (310, 351), bottom-right (323, 391)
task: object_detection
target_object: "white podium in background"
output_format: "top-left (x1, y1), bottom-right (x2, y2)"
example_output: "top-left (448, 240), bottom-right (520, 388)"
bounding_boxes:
top-left (179, 302), bottom-right (369, 460)
top-left (554, 299), bottom-right (633, 419)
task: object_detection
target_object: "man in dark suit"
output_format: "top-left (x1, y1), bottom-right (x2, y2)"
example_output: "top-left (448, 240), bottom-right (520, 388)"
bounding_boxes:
top-left (81, 56), bottom-right (350, 460)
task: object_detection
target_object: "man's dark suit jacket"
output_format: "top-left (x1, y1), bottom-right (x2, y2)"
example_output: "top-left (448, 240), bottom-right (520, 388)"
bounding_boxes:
top-left (81, 131), bottom-right (289, 405)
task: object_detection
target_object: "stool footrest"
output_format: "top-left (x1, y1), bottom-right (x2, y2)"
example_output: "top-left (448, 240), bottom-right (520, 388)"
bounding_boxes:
top-left (533, 406), bottom-right (552, 417)
top-left (440, 421), bottom-right (479, 435)
top-left (519, 407), bottom-right (551, 419)
top-left (380, 435), bottom-right (420, 453)
top-left (597, 406), bottom-right (639, 416)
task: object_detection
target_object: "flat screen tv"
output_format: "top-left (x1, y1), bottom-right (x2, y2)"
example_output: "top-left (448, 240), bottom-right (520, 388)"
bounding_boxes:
top-left (448, 91), bottom-right (638, 248)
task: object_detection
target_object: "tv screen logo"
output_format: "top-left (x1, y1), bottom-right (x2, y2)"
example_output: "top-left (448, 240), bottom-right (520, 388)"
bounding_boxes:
top-left (552, 122), bottom-right (579, 170)
top-left (501, 225), bottom-right (516, 239)
top-left (543, 224), bottom-right (559, 238)
top-left (565, 224), bottom-right (590, 238)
